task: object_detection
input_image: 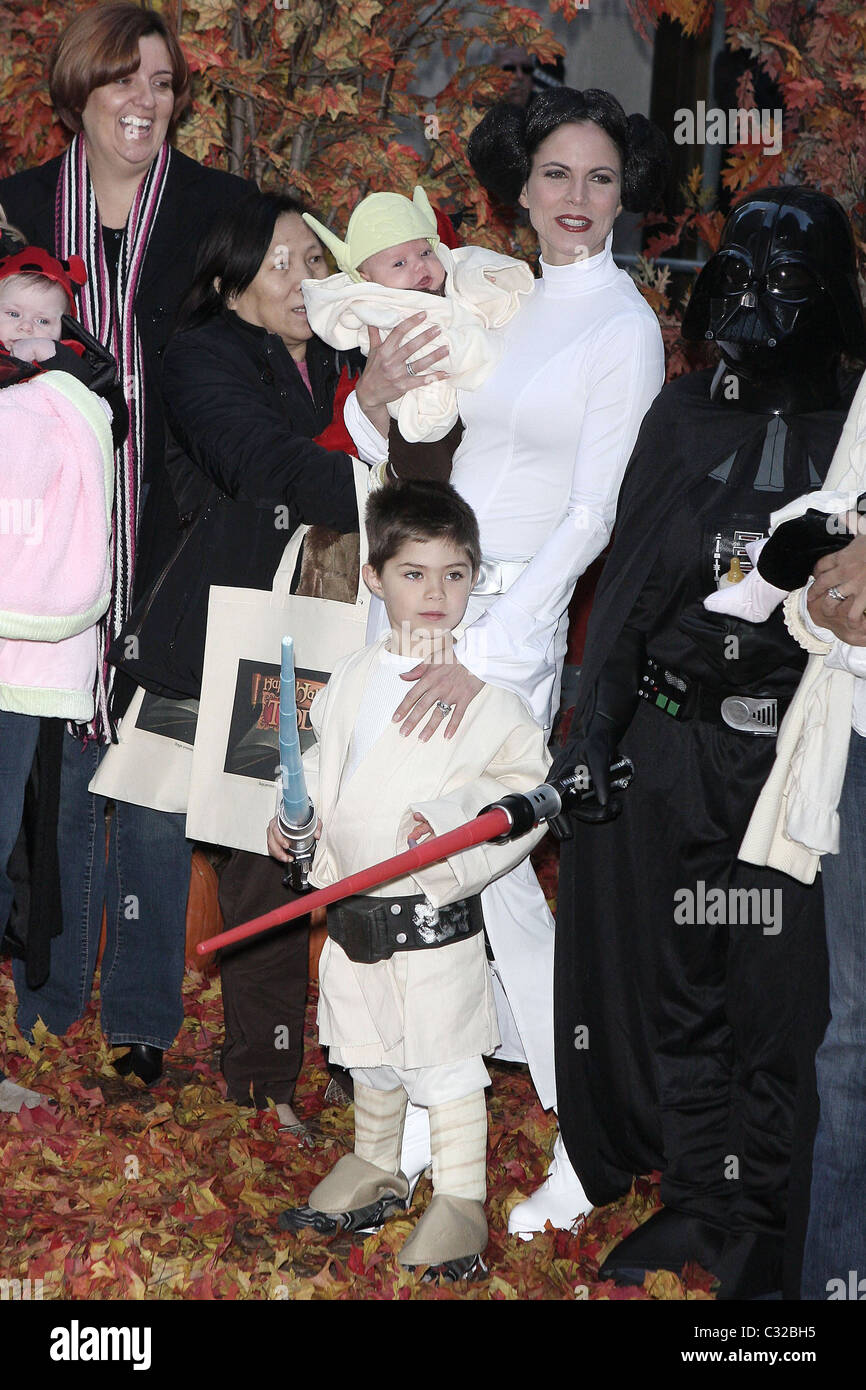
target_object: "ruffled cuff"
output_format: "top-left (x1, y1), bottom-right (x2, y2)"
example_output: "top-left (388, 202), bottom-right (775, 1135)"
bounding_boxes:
top-left (783, 584), bottom-right (833, 655)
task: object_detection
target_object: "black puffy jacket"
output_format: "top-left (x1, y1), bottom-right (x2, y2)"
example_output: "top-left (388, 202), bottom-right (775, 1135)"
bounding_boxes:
top-left (112, 307), bottom-right (361, 699)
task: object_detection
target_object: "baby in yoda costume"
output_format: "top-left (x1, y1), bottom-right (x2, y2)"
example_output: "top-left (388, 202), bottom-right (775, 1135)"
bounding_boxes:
top-left (301, 186), bottom-right (534, 443)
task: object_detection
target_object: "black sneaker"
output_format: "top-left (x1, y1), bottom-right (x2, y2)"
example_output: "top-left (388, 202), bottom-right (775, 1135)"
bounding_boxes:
top-left (277, 1192), bottom-right (407, 1235)
top-left (407, 1253), bottom-right (488, 1283)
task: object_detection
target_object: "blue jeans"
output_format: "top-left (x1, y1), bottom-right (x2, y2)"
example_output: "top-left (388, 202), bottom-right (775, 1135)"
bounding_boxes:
top-left (0, 710), bottom-right (41, 932)
top-left (801, 729), bottom-right (866, 1299)
top-left (13, 730), bottom-right (193, 1049)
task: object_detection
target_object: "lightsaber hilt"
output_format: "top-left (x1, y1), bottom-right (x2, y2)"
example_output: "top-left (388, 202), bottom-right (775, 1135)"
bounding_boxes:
top-left (277, 800), bottom-right (318, 895)
top-left (479, 782), bottom-right (564, 841)
top-left (479, 762), bottom-right (635, 843)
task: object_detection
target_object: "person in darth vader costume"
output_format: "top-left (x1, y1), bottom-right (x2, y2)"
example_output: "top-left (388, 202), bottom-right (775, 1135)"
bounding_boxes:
top-left (552, 187), bottom-right (866, 1299)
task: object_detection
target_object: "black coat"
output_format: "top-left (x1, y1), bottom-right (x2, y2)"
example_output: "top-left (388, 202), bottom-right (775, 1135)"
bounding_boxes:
top-left (112, 309), bottom-right (361, 700)
top-left (0, 148), bottom-right (252, 602)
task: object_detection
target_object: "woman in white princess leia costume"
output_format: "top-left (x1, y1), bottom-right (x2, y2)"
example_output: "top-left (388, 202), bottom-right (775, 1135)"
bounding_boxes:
top-left (341, 87), bottom-right (669, 1236)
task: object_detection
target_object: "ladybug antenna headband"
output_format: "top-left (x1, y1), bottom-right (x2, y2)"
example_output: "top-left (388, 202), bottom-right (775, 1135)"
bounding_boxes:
top-left (0, 247), bottom-right (87, 313)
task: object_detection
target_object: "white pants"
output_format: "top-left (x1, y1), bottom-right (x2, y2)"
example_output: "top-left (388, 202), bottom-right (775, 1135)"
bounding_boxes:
top-left (351, 1056), bottom-right (490, 1107)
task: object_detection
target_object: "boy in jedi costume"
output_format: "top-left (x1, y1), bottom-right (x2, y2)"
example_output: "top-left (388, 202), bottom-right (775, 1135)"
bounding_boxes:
top-left (301, 187), bottom-right (534, 444)
top-left (269, 480), bottom-right (550, 1279)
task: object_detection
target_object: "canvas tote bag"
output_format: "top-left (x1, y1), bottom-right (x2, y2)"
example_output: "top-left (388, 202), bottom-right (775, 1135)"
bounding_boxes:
top-left (87, 683), bottom-right (198, 813)
top-left (185, 459), bottom-right (370, 855)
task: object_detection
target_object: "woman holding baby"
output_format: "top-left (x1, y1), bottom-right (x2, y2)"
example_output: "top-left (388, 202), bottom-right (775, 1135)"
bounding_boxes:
top-left (340, 87), bottom-right (670, 1234)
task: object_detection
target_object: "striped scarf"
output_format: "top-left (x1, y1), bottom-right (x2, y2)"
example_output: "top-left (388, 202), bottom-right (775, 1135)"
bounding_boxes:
top-left (56, 134), bottom-right (171, 741)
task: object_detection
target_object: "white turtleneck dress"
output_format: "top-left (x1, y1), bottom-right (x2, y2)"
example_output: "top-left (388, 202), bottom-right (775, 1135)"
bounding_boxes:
top-left (346, 235), bottom-right (665, 1105)
top-left (451, 237), bottom-right (665, 730)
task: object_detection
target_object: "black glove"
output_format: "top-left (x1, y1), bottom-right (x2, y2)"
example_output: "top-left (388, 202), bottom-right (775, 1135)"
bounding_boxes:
top-left (678, 601), bottom-right (802, 687)
top-left (756, 496), bottom-right (866, 590)
top-left (549, 624), bottom-right (645, 830)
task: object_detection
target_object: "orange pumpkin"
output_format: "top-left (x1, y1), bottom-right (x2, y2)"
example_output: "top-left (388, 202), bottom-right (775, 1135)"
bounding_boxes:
top-left (184, 850), bottom-right (222, 975)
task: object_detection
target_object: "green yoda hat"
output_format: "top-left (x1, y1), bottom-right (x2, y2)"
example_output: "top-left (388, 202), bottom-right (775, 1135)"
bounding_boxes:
top-left (303, 186), bottom-right (440, 283)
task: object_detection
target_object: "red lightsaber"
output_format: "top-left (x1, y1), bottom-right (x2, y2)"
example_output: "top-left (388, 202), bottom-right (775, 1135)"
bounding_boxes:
top-left (196, 766), bottom-right (634, 957)
top-left (197, 806), bottom-right (511, 955)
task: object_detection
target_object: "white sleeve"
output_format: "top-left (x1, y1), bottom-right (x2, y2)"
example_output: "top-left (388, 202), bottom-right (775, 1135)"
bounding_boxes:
top-left (343, 389), bottom-right (389, 465)
top-left (456, 311), bottom-right (665, 688)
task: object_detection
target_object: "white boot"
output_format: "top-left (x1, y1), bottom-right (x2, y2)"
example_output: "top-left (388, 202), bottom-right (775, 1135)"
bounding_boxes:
top-left (507, 1130), bottom-right (592, 1239)
top-left (399, 1100), bottom-right (433, 1198)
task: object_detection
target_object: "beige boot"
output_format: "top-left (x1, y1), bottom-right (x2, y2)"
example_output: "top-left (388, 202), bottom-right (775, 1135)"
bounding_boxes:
top-left (398, 1089), bottom-right (489, 1279)
top-left (311, 1152), bottom-right (409, 1212)
top-left (278, 1082), bottom-right (410, 1236)
top-left (278, 1154), bottom-right (409, 1235)
top-left (397, 1193), bottom-right (487, 1273)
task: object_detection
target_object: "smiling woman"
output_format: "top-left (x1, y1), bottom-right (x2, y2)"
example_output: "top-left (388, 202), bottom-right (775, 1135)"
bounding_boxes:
top-left (0, 4), bottom-right (250, 1082)
top-left (518, 121), bottom-right (623, 263)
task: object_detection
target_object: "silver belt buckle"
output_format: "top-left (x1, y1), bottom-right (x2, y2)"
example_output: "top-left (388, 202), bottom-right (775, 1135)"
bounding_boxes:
top-left (472, 560), bottom-right (502, 595)
top-left (720, 696), bottom-right (779, 736)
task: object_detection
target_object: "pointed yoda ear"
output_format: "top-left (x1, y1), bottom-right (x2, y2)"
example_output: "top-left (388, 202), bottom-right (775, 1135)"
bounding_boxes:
top-left (301, 212), bottom-right (351, 274)
top-left (411, 186), bottom-right (439, 237)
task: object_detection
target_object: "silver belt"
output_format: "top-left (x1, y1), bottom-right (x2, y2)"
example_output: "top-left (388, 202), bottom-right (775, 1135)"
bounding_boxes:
top-left (472, 557), bottom-right (530, 596)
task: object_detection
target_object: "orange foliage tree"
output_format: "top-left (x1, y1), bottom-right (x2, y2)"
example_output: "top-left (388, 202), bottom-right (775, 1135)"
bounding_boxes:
top-left (627, 0), bottom-right (865, 373)
top-left (0, 0), bottom-right (564, 256)
top-left (2, 1), bottom-right (862, 369)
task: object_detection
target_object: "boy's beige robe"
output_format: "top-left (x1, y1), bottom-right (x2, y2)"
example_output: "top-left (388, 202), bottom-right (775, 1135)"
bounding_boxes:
top-left (301, 638), bottom-right (551, 1069)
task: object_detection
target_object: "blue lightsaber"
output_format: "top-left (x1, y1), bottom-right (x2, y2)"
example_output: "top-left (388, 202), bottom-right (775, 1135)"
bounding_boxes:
top-left (278, 636), bottom-right (317, 893)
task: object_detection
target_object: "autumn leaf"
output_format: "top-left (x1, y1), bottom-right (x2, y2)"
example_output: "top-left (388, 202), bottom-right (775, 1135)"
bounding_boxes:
top-left (783, 75), bottom-right (825, 111)
top-left (357, 34), bottom-right (396, 75)
top-left (192, 0), bottom-right (235, 34)
top-left (735, 67), bottom-right (756, 110)
top-left (348, 0), bottom-right (384, 27)
top-left (311, 28), bottom-right (356, 69)
top-left (304, 83), bottom-right (359, 120)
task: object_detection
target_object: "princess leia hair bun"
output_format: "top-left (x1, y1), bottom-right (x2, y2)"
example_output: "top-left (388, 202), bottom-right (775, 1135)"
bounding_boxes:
top-left (468, 88), bottom-right (670, 214)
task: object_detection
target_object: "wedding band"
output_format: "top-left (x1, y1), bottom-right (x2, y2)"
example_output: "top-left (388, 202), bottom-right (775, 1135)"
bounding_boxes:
top-left (435, 699), bottom-right (453, 714)
top-left (406, 361), bottom-right (417, 377)
top-left (828, 586), bottom-right (846, 601)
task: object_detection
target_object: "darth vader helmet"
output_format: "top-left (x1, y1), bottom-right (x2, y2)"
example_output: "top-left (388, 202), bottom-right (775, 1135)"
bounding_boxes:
top-left (682, 187), bottom-right (866, 370)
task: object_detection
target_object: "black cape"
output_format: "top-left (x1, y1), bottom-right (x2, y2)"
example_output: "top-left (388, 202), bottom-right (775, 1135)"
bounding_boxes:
top-left (553, 368), bottom-right (852, 1292)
